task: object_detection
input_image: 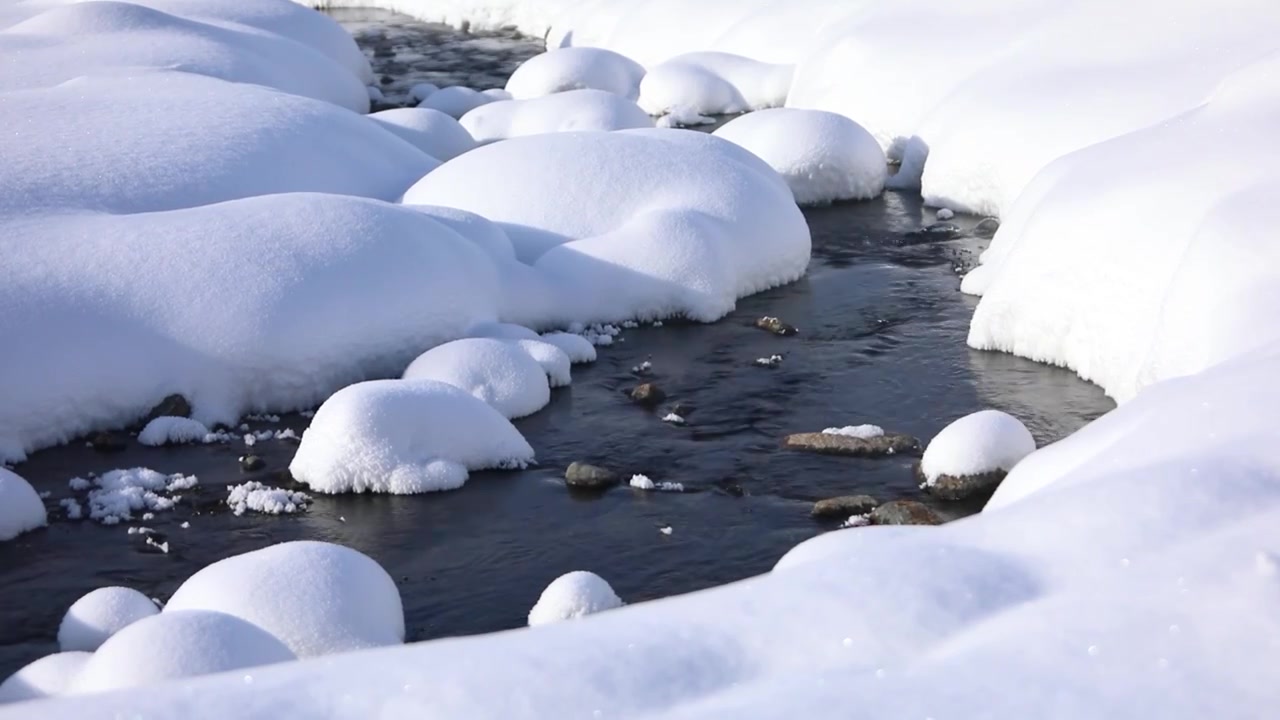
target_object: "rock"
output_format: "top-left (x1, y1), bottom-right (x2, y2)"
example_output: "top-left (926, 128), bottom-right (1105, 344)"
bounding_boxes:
top-left (88, 431), bottom-right (126, 454)
top-left (670, 402), bottom-right (695, 417)
top-left (869, 500), bottom-right (943, 526)
top-left (755, 316), bottom-right (797, 336)
top-left (564, 462), bottom-right (618, 490)
top-left (629, 383), bottom-right (666, 408)
top-left (240, 455), bottom-right (265, 472)
top-left (811, 495), bottom-right (879, 519)
top-left (919, 466), bottom-right (1007, 502)
top-left (783, 432), bottom-right (921, 457)
top-left (144, 394), bottom-right (191, 423)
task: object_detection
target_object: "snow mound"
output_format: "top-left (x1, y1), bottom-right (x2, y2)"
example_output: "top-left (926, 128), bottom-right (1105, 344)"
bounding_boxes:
top-left (72, 468), bottom-right (197, 525)
top-left (369, 108), bottom-right (477, 162)
top-left (0, 468), bottom-right (45, 541)
top-left (639, 52), bottom-right (794, 116)
top-left (510, 339), bottom-right (572, 388)
top-left (410, 82), bottom-right (439, 101)
top-left (289, 379), bottom-right (534, 495)
top-left (920, 410), bottom-right (1035, 483)
top-left (419, 86), bottom-right (496, 118)
top-left (402, 338), bottom-right (551, 419)
top-left (461, 89), bottom-right (653, 145)
top-left (0, 652), bottom-right (90, 704)
top-left (466, 322), bottom-right (540, 341)
top-left (713, 109), bottom-right (887, 204)
top-left (505, 47), bottom-right (646, 100)
top-left (164, 541), bottom-right (403, 658)
top-left (57, 587), bottom-right (159, 653)
top-left (822, 425), bottom-right (884, 439)
top-left (407, 207), bottom-right (518, 263)
top-left (402, 129), bottom-right (810, 324)
top-left (629, 474), bottom-right (684, 492)
top-left (539, 332), bottom-right (598, 364)
top-left (226, 482), bottom-right (309, 516)
top-left (528, 571), bottom-right (624, 626)
top-left (137, 417), bottom-right (211, 447)
top-left (73, 610), bottom-right (295, 694)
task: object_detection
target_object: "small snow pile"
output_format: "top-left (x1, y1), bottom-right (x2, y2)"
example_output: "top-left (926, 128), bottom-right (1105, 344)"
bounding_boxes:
top-left (576, 323), bottom-right (623, 346)
top-left (289, 379), bottom-right (534, 495)
top-left (0, 652), bottom-right (90, 704)
top-left (72, 610), bottom-right (295, 694)
top-left (639, 52), bottom-right (794, 116)
top-left (822, 425), bottom-right (885, 439)
top-left (661, 413), bottom-right (685, 426)
top-left (841, 514), bottom-right (871, 529)
top-left (226, 482), bottom-right (309, 516)
top-left (369, 108), bottom-right (477, 162)
top-left (713, 109), bottom-right (887, 204)
top-left (461, 89), bottom-right (653, 145)
top-left (538, 332), bottom-right (598, 364)
top-left (419, 86), bottom-right (496, 118)
top-left (165, 541), bottom-right (403, 658)
top-left (57, 587), bottom-right (159, 653)
top-left (528, 571), bottom-right (624, 627)
top-left (137, 417), bottom-right (211, 447)
top-left (920, 411), bottom-right (1035, 484)
top-left (629, 474), bottom-right (684, 492)
top-left (655, 106), bottom-right (716, 128)
top-left (936, 208), bottom-right (955, 221)
top-left (58, 499), bottom-right (82, 520)
top-left (403, 338), bottom-right (552, 419)
top-left (506, 47), bottom-right (646, 100)
top-left (0, 468), bottom-right (46, 541)
top-left (755, 354), bottom-right (783, 367)
top-left (70, 468), bottom-right (197, 525)
top-left (510, 339), bottom-right (573, 388)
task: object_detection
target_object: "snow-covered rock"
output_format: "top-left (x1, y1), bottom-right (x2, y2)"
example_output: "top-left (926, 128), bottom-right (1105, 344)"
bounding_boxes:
top-left (418, 86), bottom-right (496, 119)
top-left (369, 108), bottom-right (478, 162)
top-left (409, 82), bottom-right (439, 101)
top-left (402, 338), bottom-right (552, 419)
top-left (137, 417), bottom-right (211, 447)
top-left (226, 482), bottom-right (309, 516)
top-left (164, 541), bottom-right (403, 658)
top-left (821, 425), bottom-right (884, 439)
top-left (510, 339), bottom-right (573, 388)
top-left (713, 109), bottom-right (887, 204)
top-left (460, 89), bottom-right (653, 145)
top-left (527, 571), bottom-right (623, 626)
top-left (919, 410), bottom-right (1035, 484)
top-left (505, 47), bottom-right (645, 100)
top-left (0, 652), bottom-right (90, 704)
top-left (0, 468), bottom-right (45, 541)
top-left (289, 379), bottom-right (534, 495)
top-left (538, 332), bottom-right (598, 364)
top-left (57, 587), bottom-right (159, 653)
top-left (639, 52), bottom-right (794, 116)
top-left (72, 610), bottom-right (295, 694)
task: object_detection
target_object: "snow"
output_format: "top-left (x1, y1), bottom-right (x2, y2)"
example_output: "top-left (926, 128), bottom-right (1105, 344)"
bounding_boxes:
top-left (418, 86), bottom-right (496, 118)
top-left (660, 413), bottom-right (685, 426)
top-left (137, 417), bottom-right (211, 447)
top-left (919, 410), bottom-right (1036, 483)
top-left (57, 587), bottom-right (159, 653)
top-left (505, 47), bottom-right (645, 101)
top-left (72, 610), bottom-right (295, 694)
top-left (72, 468), bottom-right (198, 525)
top-left (538, 332), bottom-right (598, 364)
top-left (460, 89), bottom-right (653, 145)
top-left (0, 468), bottom-right (45, 542)
top-left (466, 322), bottom-right (540, 341)
top-left (527, 571), bottom-right (624, 626)
top-left (713, 109), bottom-right (887, 205)
top-left (369, 108), bottom-right (478, 162)
top-left (654, 106), bottom-right (715, 128)
top-left (164, 541), bottom-right (404, 658)
top-left (289, 379), bottom-right (534, 495)
top-left (510, 339), bottom-right (572, 388)
top-left (935, 208), bottom-right (955, 221)
top-left (0, 652), bottom-right (90, 704)
top-left (629, 474), bottom-right (684, 492)
top-left (226, 482), bottom-right (310, 516)
top-left (639, 52), bottom-right (794, 116)
top-left (402, 338), bottom-right (552, 419)
top-left (822, 424), bottom-right (885, 439)
top-left (409, 82), bottom-right (438, 101)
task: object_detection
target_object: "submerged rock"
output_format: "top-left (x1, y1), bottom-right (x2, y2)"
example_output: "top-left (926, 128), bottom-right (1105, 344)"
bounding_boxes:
top-left (919, 466), bottom-right (1007, 501)
top-left (239, 455), bottom-right (265, 472)
top-left (144, 394), bottom-right (191, 423)
top-left (811, 495), bottom-right (879, 518)
top-left (783, 432), bottom-right (921, 457)
top-left (755, 316), bottom-right (797, 336)
top-left (869, 500), bottom-right (943, 526)
top-left (565, 462), bottom-right (618, 490)
top-left (629, 383), bottom-right (666, 408)
top-left (88, 432), bottom-right (127, 454)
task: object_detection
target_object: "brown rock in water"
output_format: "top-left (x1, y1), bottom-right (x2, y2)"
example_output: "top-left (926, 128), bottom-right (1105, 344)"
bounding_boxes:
top-left (811, 495), bottom-right (879, 518)
top-left (88, 431), bottom-right (127, 454)
top-left (629, 383), bottom-right (666, 408)
top-left (755, 316), bottom-right (798, 336)
top-left (783, 432), bottom-right (921, 457)
top-left (869, 500), bottom-right (943, 526)
top-left (144, 394), bottom-right (192, 422)
top-left (920, 466), bottom-right (1007, 502)
top-left (565, 462), bottom-right (618, 490)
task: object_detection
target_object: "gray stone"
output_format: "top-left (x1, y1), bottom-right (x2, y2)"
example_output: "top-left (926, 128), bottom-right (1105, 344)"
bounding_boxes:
top-left (811, 495), bottom-right (879, 518)
top-left (565, 462), bottom-right (618, 490)
top-left (869, 500), bottom-right (943, 526)
top-left (240, 455), bottom-right (265, 472)
top-left (755, 316), bottom-right (797, 336)
top-left (920, 466), bottom-right (1007, 501)
top-left (783, 432), bottom-right (921, 457)
top-left (145, 394), bottom-right (191, 423)
top-left (629, 383), bottom-right (666, 408)
top-left (89, 431), bottom-right (126, 453)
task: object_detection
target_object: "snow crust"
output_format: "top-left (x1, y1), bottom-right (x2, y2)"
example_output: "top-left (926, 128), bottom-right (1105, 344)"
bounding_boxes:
top-left (0, 652), bottom-right (90, 704)
top-left (137, 417), bottom-right (211, 447)
top-left (460, 89), bottom-right (653, 145)
top-left (402, 338), bottom-right (552, 419)
top-left (58, 587), bottom-right (160, 653)
top-left (369, 108), bottom-right (478, 161)
top-left (639, 52), bottom-right (793, 116)
top-left (0, 468), bottom-right (45, 541)
top-left (919, 410), bottom-right (1036, 483)
top-left (527, 571), bottom-right (624, 626)
top-left (505, 47), bottom-right (645, 100)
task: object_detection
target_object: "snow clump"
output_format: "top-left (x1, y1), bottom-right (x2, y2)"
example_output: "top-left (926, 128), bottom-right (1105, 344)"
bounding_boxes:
top-left (538, 332), bottom-right (598, 364)
top-left (70, 468), bottom-right (198, 525)
top-left (460, 89), bottom-right (653, 145)
top-left (0, 468), bottom-right (46, 541)
top-left (639, 52), bottom-right (794, 116)
top-left (137, 417), bottom-right (211, 447)
top-left (418, 86), bottom-right (496, 118)
top-left (528, 571), bottom-right (624, 627)
top-left (403, 338), bottom-right (552, 419)
top-left (57, 587), bottom-right (160, 652)
top-left (505, 47), bottom-right (646, 100)
top-left (919, 410), bottom-right (1035, 484)
top-left (369, 108), bottom-right (478, 162)
top-left (822, 425), bottom-right (885, 439)
top-left (226, 483), bottom-right (310, 516)
top-left (629, 474), bottom-right (685, 492)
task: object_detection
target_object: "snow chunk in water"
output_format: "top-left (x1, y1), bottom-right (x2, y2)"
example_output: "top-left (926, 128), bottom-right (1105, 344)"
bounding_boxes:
top-left (369, 108), bottom-right (478, 162)
top-left (73, 468), bottom-right (197, 525)
top-left (137, 417), bottom-right (211, 447)
top-left (418, 86), bottom-right (496, 118)
top-left (0, 468), bottom-right (46, 541)
top-left (655, 106), bottom-right (716, 128)
top-left (57, 587), bottom-right (159, 652)
top-left (822, 425), bottom-right (885, 439)
top-left (226, 482), bottom-right (310, 516)
top-left (289, 379), bottom-right (534, 495)
top-left (402, 338), bottom-right (551, 420)
top-left (629, 474), bottom-right (685, 492)
top-left (73, 610), bottom-right (295, 694)
top-left (165, 541), bottom-right (403, 658)
top-left (528, 571), bottom-right (624, 627)
top-left (460, 89), bottom-right (653, 145)
top-left (0, 652), bottom-right (90, 703)
top-left (538, 332), bottom-right (598, 364)
top-left (639, 52), bottom-right (794, 116)
top-left (713, 109), bottom-right (887, 205)
top-left (506, 47), bottom-right (646, 101)
top-left (920, 410), bottom-right (1035, 483)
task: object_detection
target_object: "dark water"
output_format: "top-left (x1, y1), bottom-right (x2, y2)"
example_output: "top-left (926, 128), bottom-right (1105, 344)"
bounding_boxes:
top-left (0, 12), bottom-right (1114, 680)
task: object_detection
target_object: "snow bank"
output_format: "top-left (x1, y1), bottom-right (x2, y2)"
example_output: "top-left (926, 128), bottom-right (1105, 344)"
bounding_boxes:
top-left (226, 482), bottom-right (309, 516)
top-left (289, 379), bottom-right (534, 495)
top-left (538, 332), bottom-right (598, 364)
top-left (419, 86), bottom-right (497, 119)
top-left (0, 468), bottom-right (45, 541)
top-left (403, 129), bottom-right (810, 323)
top-left (58, 587), bottom-right (159, 653)
top-left (505, 47), bottom-right (645, 100)
top-left (164, 541), bottom-right (403, 658)
top-left (402, 338), bottom-right (552, 419)
top-left (72, 611), bottom-right (295, 694)
top-left (0, 652), bottom-right (90, 704)
top-left (919, 410), bottom-right (1035, 483)
top-left (369, 108), bottom-right (478, 162)
top-left (712, 109), bottom-right (887, 204)
top-left (510, 339), bottom-right (572, 388)
top-left (639, 52), bottom-right (794, 116)
top-left (460, 89), bottom-right (653, 145)
top-left (527, 571), bottom-right (623, 626)
top-left (137, 417), bottom-right (211, 447)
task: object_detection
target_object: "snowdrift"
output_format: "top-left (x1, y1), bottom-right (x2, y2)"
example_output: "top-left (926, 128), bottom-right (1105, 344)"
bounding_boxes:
top-left (460, 89), bottom-right (652, 145)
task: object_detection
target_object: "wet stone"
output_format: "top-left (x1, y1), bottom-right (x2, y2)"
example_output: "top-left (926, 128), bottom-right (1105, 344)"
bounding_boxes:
top-left (869, 500), bottom-right (943, 526)
top-left (783, 432), bottom-right (921, 457)
top-left (811, 495), bottom-right (879, 518)
top-left (565, 462), bottom-right (618, 490)
top-left (629, 383), bottom-right (666, 408)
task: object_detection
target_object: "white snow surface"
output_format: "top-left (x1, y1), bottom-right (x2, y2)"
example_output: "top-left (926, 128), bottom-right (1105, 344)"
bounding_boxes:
top-left (460, 89), bottom-right (653, 145)
top-left (418, 86), bottom-right (496, 118)
top-left (73, 468), bottom-right (198, 525)
top-left (402, 338), bottom-right (552, 420)
top-left (713, 109), bottom-right (887, 205)
top-left (510, 339), bottom-right (572, 388)
top-left (164, 541), bottom-right (404, 659)
top-left (226, 482), bottom-right (309, 516)
top-left (538, 332), bottom-right (598, 364)
top-left (527, 571), bottom-right (624, 626)
top-left (137, 417), bottom-right (211, 447)
top-left (57, 587), bottom-right (160, 653)
top-left (505, 47), bottom-right (645, 100)
top-left (920, 410), bottom-right (1036, 483)
top-left (289, 379), bottom-right (534, 495)
top-left (0, 652), bottom-right (90, 704)
top-left (0, 468), bottom-right (45, 542)
top-left (639, 52), bottom-right (793, 116)
top-left (821, 424), bottom-right (884, 439)
top-left (369, 108), bottom-right (478, 162)
top-left (629, 474), bottom-right (684, 492)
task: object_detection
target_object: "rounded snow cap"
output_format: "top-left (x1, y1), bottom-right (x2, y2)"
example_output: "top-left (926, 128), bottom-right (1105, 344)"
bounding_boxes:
top-left (58, 586), bottom-right (159, 652)
top-left (528, 571), bottom-right (624, 626)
